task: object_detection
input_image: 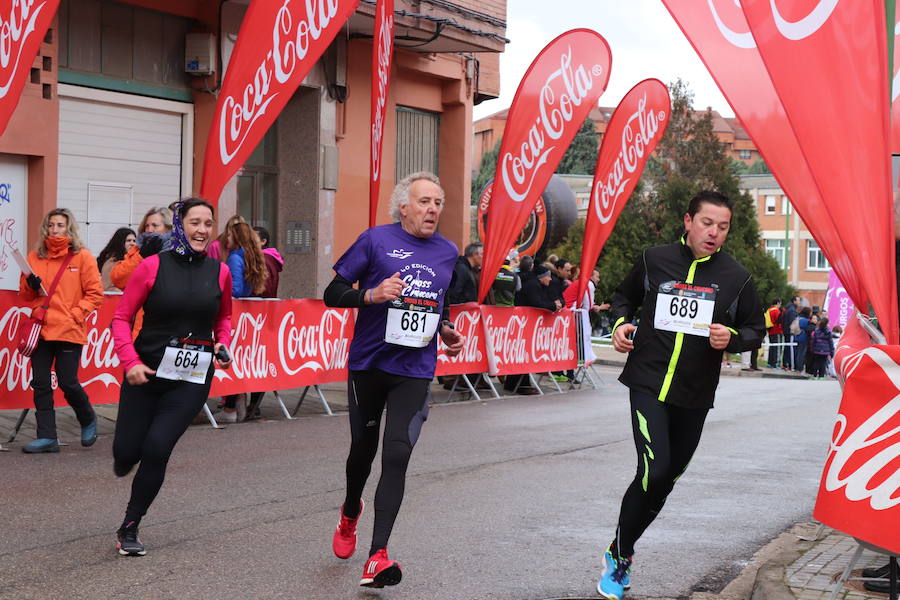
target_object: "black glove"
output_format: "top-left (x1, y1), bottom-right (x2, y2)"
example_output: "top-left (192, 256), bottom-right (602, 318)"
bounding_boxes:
top-left (139, 235), bottom-right (164, 258)
top-left (26, 273), bottom-right (42, 291)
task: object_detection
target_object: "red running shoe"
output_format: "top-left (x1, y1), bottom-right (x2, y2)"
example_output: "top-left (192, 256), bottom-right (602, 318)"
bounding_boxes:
top-left (360, 548), bottom-right (403, 588)
top-left (332, 500), bottom-right (363, 559)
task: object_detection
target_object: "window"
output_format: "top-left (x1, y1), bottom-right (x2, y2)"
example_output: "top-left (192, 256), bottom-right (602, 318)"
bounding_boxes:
top-left (237, 127), bottom-right (278, 235)
top-left (764, 195), bottom-right (776, 215)
top-left (739, 149), bottom-right (752, 160)
top-left (807, 240), bottom-right (829, 271)
top-left (782, 197), bottom-right (792, 215)
top-left (396, 106), bottom-right (440, 180)
top-left (765, 239), bottom-right (787, 269)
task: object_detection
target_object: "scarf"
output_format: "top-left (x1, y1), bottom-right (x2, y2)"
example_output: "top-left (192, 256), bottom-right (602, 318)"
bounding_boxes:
top-left (45, 236), bottom-right (72, 258)
top-left (170, 201), bottom-right (204, 258)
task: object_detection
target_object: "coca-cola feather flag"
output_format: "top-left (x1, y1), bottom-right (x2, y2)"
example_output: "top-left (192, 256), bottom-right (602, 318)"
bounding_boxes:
top-left (662, 0), bottom-right (863, 310)
top-left (574, 79), bottom-right (670, 306)
top-left (478, 29), bottom-right (612, 303)
top-left (200, 0), bottom-right (361, 203)
top-left (0, 0), bottom-right (60, 135)
top-left (369, 0), bottom-right (394, 228)
top-left (739, 0), bottom-right (898, 344)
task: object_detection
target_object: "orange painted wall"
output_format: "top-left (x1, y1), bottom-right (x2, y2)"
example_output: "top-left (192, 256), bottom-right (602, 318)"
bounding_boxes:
top-left (335, 39), bottom-right (474, 260)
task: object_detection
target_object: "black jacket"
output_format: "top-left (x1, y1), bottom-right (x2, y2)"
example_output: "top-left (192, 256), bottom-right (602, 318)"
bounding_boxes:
top-left (611, 239), bottom-right (765, 409)
top-left (518, 277), bottom-right (558, 312)
top-left (448, 256), bottom-right (478, 304)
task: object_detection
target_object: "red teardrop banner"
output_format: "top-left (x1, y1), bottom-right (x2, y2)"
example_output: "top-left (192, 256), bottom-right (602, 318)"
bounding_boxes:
top-left (740, 0), bottom-right (897, 343)
top-left (0, 0), bottom-right (60, 135)
top-left (477, 29), bottom-right (612, 303)
top-left (574, 78), bottom-right (670, 306)
top-left (199, 0), bottom-right (361, 203)
top-left (661, 0), bottom-right (863, 311)
top-left (369, 0), bottom-right (394, 228)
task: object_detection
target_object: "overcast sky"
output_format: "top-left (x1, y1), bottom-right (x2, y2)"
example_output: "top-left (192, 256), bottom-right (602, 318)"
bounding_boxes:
top-left (473, 0), bottom-right (734, 120)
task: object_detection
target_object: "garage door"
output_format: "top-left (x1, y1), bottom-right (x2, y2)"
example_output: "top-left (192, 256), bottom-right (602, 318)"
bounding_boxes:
top-left (58, 88), bottom-right (190, 255)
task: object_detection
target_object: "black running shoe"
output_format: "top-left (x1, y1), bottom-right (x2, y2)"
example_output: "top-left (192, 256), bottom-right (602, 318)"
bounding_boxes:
top-left (863, 563), bottom-right (891, 578)
top-left (116, 522), bottom-right (146, 556)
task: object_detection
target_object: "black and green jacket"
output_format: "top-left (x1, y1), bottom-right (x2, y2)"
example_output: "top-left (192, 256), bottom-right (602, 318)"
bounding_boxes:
top-left (611, 238), bottom-right (765, 409)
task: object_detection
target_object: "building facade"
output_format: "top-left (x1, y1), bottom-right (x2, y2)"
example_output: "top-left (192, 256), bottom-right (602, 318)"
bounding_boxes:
top-left (1, 0), bottom-right (507, 298)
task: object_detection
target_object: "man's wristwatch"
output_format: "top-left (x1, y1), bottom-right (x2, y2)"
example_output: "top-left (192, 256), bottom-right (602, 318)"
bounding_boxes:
top-left (441, 319), bottom-right (454, 330)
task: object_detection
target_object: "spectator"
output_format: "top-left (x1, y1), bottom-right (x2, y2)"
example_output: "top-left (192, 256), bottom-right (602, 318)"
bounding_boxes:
top-left (490, 250), bottom-right (520, 307)
top-left (506, 265), bottom-right (560, 395)
top-left (805, 312), bottom-right (819, 374)
top-left (448, 242), bottom-right (482, 304)
top-left (111, 207), bottom-right (173, 290)
top-left (18, 208), bottom-right (104, 453)
top-left (764, 299), bottom-right (782, 369)
top-left (793, 306), bottom-right (812, 373)
top-left (220, 221), bottom-right (268, 422)
top-left (826, 325), bottom-right (843, 378)
top-left (809, 317), bottom-right (834, 380)
top-left (781, 295), bottom-right (800, 370)
top-left (253, 226), bottom-right (283, 299)
top-left (207, 214), bottom-right (246, 261)
top-left (247, 226), bottom-right (283, 418)
top-left (96, 228), bottom-right (136, 291)
top-left (548, 258), bottom-right (571, 304)
top-left (515, 255), bottom-right (535, 305)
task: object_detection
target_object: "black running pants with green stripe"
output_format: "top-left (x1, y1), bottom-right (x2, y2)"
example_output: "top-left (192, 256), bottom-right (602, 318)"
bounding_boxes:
top-left (342, 369), bottom-right (431, 556)
top-left (614, 389), bottom-right (709, 559)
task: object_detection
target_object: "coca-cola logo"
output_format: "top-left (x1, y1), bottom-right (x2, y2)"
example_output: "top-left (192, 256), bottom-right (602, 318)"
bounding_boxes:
top-left (500, 45), bottom-right (604, 203)
top-left (81, 309), bottom-right (119, 371)
top-left (531, 313), bottom-right (575, 362)
top-left (438, 309), bottom-right (482, 365)
top-left (277, 308), bottom-right (351, 375)
top-left (709, 0), bottom-right (839, 48)
top-left (593, 93), bottom-right (667, 224)
top-left (370, 0), bottom-right (393, 183)
top-left (0, 305), bottom-right (31, 392)
top-left (825, 347), bottom-right (900, 510)
top-left (0, 0), bottom-right (47, 96)
top-left (227, 311), bottom-right (276, 380)
top-left (218, 0), bottom-right (341, 165)
top-left (484, 313), bottom-right (528, 367)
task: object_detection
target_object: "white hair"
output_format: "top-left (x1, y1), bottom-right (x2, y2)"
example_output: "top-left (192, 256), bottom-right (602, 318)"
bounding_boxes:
top-left (389, 171), bottom-right (443, 222)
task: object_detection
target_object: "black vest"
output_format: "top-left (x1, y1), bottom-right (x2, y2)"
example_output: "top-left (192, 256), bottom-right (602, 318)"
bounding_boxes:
top-left (135, 251), bottom-right (223, 370)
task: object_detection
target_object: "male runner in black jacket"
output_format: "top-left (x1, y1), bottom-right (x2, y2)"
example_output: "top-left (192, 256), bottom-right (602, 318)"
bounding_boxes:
top-left (597, 191), bottom-right (765, 600)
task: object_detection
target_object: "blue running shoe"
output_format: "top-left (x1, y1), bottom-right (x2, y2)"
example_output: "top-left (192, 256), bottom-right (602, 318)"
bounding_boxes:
top-left (22, 438), bottom-right (59, 453)
top-left (81, 419), bottom-right (97, 447)
top-left (597, 549), bottom-right (632, 600)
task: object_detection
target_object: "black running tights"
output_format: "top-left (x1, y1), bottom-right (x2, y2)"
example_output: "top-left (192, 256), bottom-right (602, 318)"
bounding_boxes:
top-left (342, 369), bottom-right (431, 556)
top-left (113, 377), bottom-right (210, 525)
top-left (613, 389), bottom-right (708, 559)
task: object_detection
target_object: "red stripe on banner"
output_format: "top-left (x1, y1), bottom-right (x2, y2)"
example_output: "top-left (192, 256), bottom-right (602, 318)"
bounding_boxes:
top-left (369, 0), bottom-right (394, 228)
top-left (199, 0), bottom-right (361, 203)
top-left (0, 0), bottom-right (61, 135)
top-left (478, 29), bottom-right (612, 303)
top-left (575, 79), bottom-right (670, 306)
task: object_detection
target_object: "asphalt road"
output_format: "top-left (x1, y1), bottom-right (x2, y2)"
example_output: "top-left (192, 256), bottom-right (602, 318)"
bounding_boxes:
top-left (0, 369), bottom-right (840, 600)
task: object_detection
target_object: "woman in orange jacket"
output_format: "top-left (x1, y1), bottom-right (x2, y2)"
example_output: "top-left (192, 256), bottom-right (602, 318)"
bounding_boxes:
top-left (19, 208), bottom-right (104, 453)
top-left (110, 206), bottom-right (173, 290)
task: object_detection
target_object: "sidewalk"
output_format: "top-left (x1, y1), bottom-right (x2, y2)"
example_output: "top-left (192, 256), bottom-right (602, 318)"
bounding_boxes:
top-left (695, 523), bottom-right (892, 600)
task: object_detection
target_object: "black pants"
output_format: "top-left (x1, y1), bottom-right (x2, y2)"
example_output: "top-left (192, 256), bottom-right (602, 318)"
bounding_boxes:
top-left (811, 354), bottom-right (829, 378)
top-left (30, 339), bottom-right (95, 439)
top-left (767, 334), bottom-right (782, 368)
top-left (614, 389), bottom-right (708, 558)
top-left (113, 376), bottom-right (210, 525)
top-left (343, 369), bottom-right (430, 556)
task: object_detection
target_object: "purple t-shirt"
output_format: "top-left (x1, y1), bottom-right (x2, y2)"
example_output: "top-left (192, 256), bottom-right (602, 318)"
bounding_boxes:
top-left (334, 223), bottom-right (458, 379)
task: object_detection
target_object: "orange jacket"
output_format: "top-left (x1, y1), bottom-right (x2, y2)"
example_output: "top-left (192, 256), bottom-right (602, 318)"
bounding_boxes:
top-left (19, 247), bottom-right (104, 346)
top-left (110, 245), bottom-right (142, 290)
